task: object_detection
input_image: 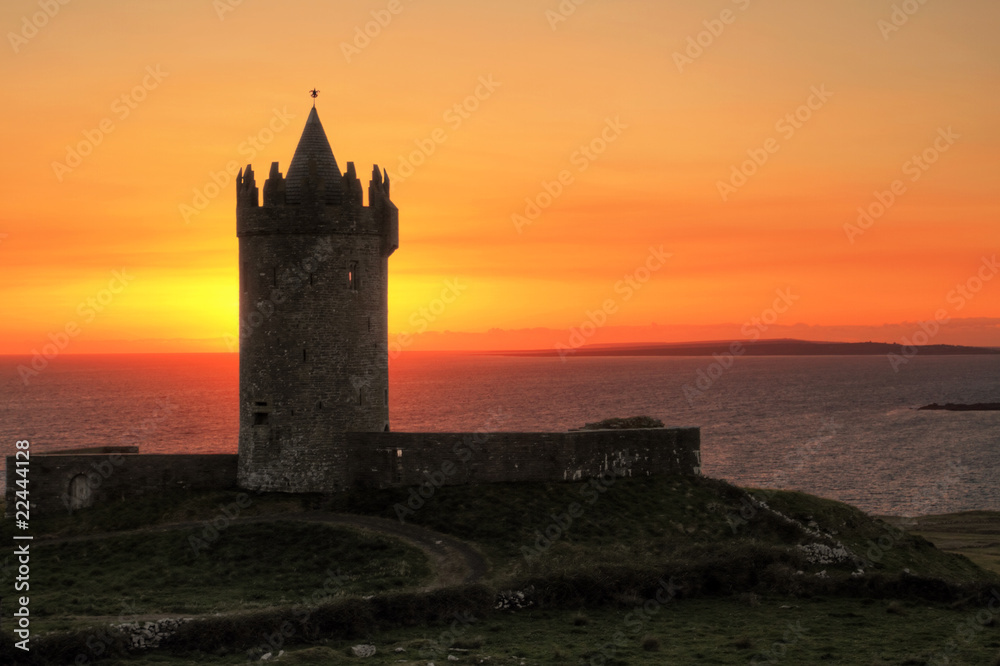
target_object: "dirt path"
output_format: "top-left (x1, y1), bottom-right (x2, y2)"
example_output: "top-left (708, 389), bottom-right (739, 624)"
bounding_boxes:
top-left (36, 511), bottom-right (489, 590)
top-left (293, 512), bottom-right (489, 589)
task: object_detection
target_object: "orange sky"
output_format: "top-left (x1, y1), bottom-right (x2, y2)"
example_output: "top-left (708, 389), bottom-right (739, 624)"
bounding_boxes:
top-left (1, 0), bottom-right (998, 353)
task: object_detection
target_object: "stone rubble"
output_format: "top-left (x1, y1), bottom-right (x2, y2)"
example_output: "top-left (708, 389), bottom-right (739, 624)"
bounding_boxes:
top-left (111, 618), bottom-right (193, 650)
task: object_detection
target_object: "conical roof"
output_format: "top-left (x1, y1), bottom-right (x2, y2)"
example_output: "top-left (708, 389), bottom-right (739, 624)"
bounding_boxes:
top-left (284, 107), bottom-right (344, 204)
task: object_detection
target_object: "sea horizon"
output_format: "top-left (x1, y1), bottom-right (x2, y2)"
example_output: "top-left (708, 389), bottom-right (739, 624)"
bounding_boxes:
top-left (3, 352), bottom-right (998, 518)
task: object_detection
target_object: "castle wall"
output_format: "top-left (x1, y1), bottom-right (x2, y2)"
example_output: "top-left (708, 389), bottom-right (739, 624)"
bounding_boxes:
top-left (236, 156), bottom-right (397, 494)
top-left (5, 454), bottom-right (238, 517)
top-left (237, 226), bottom-right (389, 493)
top-left (8, 428), bottom-right (700, 518)
top-left (346, 428), bottom-right (701, 489)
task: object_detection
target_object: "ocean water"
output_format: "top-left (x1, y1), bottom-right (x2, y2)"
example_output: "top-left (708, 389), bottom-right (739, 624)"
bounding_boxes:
top-left (1, 353), bottom-right (998, 517)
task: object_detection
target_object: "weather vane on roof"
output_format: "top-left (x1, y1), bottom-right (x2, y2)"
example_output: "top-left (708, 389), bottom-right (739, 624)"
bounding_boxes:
top-left (309, 88), bottom-right (320, 106)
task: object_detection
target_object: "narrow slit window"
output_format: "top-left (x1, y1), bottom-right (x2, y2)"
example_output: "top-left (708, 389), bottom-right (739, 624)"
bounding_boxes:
top-left (309, 273), bottom-right (314, 286)
top-left (302, 348), bottom-right (307, 363)
top-left (358, 387), bottom-right (365, 406)
top-left (392, 448), bottom-right (403, 483)
top-left (252, 400), bottom-right (270, 426)
top-left (348, 262), bottom-right (359, 291)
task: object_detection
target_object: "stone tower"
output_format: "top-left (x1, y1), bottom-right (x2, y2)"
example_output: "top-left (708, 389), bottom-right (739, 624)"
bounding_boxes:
top-left (236, 105), bottom-right (398, 492)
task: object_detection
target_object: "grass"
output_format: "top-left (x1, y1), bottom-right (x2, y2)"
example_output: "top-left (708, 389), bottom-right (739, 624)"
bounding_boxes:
top-left (18, 522), bottom-right (431, 633)
top-left (884, 511), bottom-right (1000, 576)
top-left (336, 475), bottom-right (990, 584)
top-left (3, 474), bottom-right (999, 663)
top-left (48, 597), bottom-right (1000, 665)
top-left (1, 489), bottom-right (303, 539)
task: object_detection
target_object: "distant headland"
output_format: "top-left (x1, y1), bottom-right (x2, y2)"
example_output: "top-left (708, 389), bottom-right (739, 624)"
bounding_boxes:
top-left (917, 403), bottom-right (1000, 412)
top-left (496, 338), bottom-right (1000, 357)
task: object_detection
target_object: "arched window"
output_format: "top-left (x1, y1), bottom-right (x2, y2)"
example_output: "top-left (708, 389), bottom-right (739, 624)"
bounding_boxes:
top-left (68, 474), bottom-right (93, 511)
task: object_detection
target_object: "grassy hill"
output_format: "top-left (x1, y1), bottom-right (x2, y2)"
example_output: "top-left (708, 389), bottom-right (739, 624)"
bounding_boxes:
top-left (3, 474), bottom-right (1000, 664)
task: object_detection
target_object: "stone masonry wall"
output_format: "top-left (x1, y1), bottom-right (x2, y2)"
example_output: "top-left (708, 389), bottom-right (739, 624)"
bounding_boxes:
top-left (346, 427), bottom-right (701, 490)
top-left (8, 428), bottom-right (700, 518)
top-left (5, 454), bottom-right (238, 517)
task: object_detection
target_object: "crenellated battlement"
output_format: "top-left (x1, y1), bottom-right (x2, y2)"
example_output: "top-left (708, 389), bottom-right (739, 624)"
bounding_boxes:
top-left (236, 163), bottom-right (398, 249)
top-left (236, 160), bottom-right (391, 212)
top-left (261, 162), bottom-right (285, 206)
top-left (235, 107), bottom-right (398, 256)
top-left (236, 165), bottom-right (258, 209)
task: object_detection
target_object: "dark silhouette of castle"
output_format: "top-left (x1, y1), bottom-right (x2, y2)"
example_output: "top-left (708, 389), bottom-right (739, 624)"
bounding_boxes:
top-left (230, 103), bottom-right (700, 495)
top-left (236, 106), bottom-right (397, 491)
top-left (6, 101), bottom-right (700, 517)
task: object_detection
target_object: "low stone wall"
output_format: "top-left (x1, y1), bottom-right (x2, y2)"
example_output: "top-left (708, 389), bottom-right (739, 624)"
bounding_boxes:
top-left (347, 427), bottom-right (701, 489)
top-left (5, 453), bottom-right (239, 517)
top-left (7, 428), bottom-right (700, 517)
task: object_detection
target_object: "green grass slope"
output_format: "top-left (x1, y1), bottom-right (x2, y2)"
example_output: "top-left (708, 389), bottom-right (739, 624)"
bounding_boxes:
top-left (3, 474), bottom-right (998, 664)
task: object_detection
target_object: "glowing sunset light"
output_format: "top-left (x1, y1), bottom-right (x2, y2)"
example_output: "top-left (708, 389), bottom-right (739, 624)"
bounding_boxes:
top-left (1, 0), bottom-right (997, 354)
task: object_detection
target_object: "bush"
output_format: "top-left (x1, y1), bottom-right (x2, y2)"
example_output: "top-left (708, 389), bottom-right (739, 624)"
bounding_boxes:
top-left (577, 416), bottom-right (664, 430)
